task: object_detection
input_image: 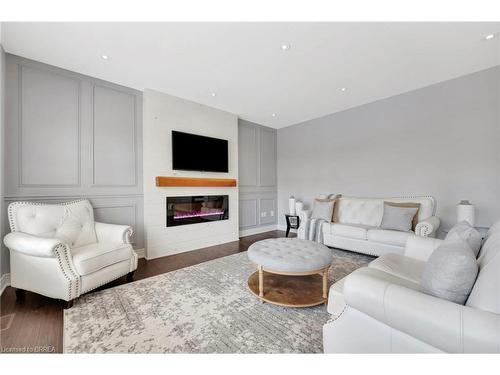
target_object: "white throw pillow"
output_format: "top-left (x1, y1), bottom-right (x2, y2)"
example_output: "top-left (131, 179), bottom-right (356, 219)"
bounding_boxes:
top-left (420, 239), bottom-right (479, 304)
top-left (55, 200), bottom-right (97, 247)
top-left (445, 221), bottom-right (482, 257)
top-left (311, 199), bottom-right (335, 222)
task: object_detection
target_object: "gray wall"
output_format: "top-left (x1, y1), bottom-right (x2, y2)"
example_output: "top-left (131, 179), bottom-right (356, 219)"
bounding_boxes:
top-left (238, 119), bottom-right (278, 232)
top-left (2, 54), bottom-right (144, 277)
top-left (278, 66), bottom-right (500, 232)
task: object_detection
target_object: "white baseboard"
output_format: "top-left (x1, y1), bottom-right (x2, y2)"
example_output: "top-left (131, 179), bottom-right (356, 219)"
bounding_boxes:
top-left (134, 248), bottom-right (145, 259)
top-left (1, 273), bottom-right (11, 295)
top-left (239, 225), bottom-right (278, 237)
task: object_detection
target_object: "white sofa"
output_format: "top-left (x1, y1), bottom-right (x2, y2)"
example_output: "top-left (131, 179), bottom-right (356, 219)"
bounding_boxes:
top-left (323, 222), bottom-right (500, 353)
top-left (298, 196), bottom-right (440, 256)
top-left (3, 199), bottom-right (138, 308)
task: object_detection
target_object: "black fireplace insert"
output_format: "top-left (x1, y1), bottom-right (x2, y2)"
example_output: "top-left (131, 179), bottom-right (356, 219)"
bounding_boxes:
top-left (166, 195), bottom-right (229, 227)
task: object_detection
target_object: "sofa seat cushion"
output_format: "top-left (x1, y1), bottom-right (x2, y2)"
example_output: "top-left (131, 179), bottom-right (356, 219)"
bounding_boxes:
top-left (367, 229), bottom-right (414, 247)
top-left (326, 223), bottom-right (374, 240)
top-left (368, 253), bottom-right (426, 284)
top-left (71, 242), bottom-right (133, 276)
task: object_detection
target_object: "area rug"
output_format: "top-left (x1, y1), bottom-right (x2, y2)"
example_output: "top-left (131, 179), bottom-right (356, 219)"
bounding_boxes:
top-left (63, 249), bottom-right (373, 353)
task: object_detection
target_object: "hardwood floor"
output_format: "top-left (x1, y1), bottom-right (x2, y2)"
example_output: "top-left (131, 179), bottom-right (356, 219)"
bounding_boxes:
top-left (0, 230), bottom-right (292, 354)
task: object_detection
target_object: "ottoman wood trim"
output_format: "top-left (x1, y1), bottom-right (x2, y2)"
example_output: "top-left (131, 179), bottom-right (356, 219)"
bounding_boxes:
top-left (248, 265), bottom-right (331, 308)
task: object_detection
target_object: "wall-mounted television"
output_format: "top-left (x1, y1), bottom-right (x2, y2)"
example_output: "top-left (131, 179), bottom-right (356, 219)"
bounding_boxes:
top-left (172, 131), bottom-right (229, 173)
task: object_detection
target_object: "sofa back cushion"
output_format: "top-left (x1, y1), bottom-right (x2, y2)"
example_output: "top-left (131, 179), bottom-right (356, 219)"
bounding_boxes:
top-left (335, 196), bottom-right (435, 227)
top-left (8, 199), bottom-right (97, 247)
top-left (466, 220), bottom-right (500, 313)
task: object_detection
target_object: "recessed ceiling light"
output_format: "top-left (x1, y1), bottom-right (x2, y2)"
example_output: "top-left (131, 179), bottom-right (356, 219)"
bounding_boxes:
top-left (280, 43), bottom-right (291, 51)
top-left (340, 87), bottom-right (348, 92)
top-left (271, 113), bottom-right (277, 117)
top-left (485, 33), bottom-right (496, 40)
top-left (211, 92), bottom-right (217, 97)
top-left (101, 55), bottom-right (109, 60)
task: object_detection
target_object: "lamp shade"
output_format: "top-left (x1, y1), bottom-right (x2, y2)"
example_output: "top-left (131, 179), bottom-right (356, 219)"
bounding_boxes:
top-left (457, 200), bottom-right (475, 226)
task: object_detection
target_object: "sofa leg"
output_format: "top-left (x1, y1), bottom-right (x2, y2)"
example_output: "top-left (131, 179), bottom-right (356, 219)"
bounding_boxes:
top-left (15, 289), bottom-right (26, 303)
top-left (126, 271), bottom-right (135, 282)
top-left (64, 300), bottom-right (74, 309)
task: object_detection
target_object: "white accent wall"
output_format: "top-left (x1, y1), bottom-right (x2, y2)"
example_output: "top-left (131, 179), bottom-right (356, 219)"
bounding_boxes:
top-left (143, 89), bottom-right (239, 259)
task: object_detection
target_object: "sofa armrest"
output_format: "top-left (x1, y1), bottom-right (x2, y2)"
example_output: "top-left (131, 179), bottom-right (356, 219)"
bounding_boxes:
top-left (297, 210), bottom-right (312, 239)
top-left (3, 232), bottom-right (65, 258)
top-left (95, 222), bottom-right (133, 244)
top-left (415, 216), bottom-right (440, 237)
top-left (298, 209), bottom-right (312, 222)
top-left (404, 236), bottom-right (444, 262)
top-left (343, 270), bottom-right (500, 353)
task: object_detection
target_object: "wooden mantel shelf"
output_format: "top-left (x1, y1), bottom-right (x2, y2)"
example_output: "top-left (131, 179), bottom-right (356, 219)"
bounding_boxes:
top-left (156, 176), bottom-right (237, 187)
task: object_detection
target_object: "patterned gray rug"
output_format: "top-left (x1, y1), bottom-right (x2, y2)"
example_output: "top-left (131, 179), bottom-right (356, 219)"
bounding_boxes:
top-left (64, 248), bottom-right (373, 353)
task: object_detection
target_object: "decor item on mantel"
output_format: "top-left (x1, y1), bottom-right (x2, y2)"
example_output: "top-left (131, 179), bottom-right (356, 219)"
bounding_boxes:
top-left (156, 176), bottom-right (237, 187)
top-left (457, 200), bottom-right (475, 226)
top-left (289, 196), bottom-right (296, 215)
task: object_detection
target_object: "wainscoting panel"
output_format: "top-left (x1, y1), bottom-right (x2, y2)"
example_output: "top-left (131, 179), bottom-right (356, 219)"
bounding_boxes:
top-left (259, 127), bottom-right (277, 187)
top-left (238, 120), bottom-right (277, 233)
top-left (92, 85), bottom-right (137, 187)
top-left (19, 65), bottom-right (81, 186)
top-left (239, 199), bottom-right (258, 228)
top-left (259, 198), bottom-right (276, 225)
top-left (238, 124), bottom-right (258, 186)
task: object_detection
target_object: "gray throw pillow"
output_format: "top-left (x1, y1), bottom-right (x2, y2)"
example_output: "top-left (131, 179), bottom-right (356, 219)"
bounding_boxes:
top-left (445, 221), bottom-right (482, 257)
top-left (311, 199), bottom-right (335, 222)
top-left (379, 203), bottom-right (418, 232)
top-left (420, 240), bottom-right (478, 304)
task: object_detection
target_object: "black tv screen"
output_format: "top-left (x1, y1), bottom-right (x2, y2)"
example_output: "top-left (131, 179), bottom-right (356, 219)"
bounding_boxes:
top-left (172, 131), bottom-right (229, 172)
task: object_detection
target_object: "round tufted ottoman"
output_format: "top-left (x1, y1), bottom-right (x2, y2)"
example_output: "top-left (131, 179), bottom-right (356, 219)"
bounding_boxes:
top-left (247, 238), bottom-right (333, 307)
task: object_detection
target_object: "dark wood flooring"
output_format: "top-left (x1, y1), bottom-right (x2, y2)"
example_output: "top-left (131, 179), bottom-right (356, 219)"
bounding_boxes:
top-left (0, 230), bottom-right (292, 353)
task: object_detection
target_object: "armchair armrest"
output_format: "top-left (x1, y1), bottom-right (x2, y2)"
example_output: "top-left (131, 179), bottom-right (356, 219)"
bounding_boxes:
top-left (95, 222), bottom-right (133, 244)
top-left (344, 270), bottom-right (500, 353)
top-left (404, 236), bottom-right (444, 262)
top-left (3, 232), bottom-right (65, 258)
top-left (415, 216), bottom-right (440, 237)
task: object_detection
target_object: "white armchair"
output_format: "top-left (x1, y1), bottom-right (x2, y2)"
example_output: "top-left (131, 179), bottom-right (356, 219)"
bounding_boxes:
top-left (3, 199), bottom-right (138, 308)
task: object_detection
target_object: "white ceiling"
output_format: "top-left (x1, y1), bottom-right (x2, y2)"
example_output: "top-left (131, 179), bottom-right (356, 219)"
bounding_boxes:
top-left (2, 22), bottom-right (499, 128)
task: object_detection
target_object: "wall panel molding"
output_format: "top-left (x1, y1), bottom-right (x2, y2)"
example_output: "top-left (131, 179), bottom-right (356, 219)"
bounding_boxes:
top-left (18, 65), bottom-right (82, 187)
top-left (91, 84), bottom-right (138, 187)
top-left (3, 54), bottom-right (144, 257)
top-left (238, 119), bottom-right (277, 232)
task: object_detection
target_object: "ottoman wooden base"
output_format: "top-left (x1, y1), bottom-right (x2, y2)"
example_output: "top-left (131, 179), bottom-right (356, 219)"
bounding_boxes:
top-left (248, 270), bottom-right (328, 308)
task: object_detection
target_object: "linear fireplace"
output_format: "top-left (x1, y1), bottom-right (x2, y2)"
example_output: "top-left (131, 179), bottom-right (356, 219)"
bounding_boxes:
top-left (166, 195), bottom-right (229, 227)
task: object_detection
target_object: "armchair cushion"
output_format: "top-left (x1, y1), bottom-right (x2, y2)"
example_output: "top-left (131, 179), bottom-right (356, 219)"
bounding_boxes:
top-left (71, 242), bottom-right (134, 276)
